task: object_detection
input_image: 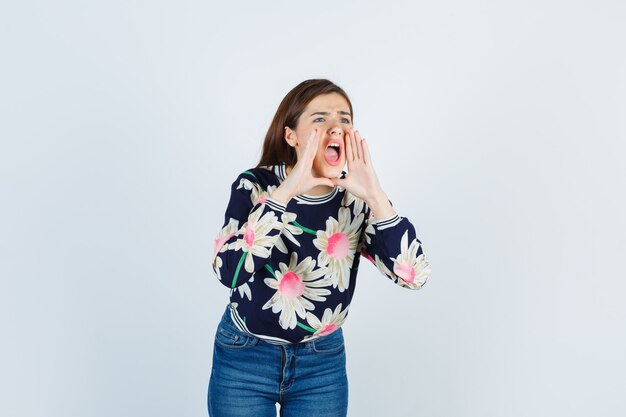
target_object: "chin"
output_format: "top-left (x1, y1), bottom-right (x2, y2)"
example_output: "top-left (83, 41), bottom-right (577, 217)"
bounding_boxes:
top-left (314, 160), bottom-right (344, 179)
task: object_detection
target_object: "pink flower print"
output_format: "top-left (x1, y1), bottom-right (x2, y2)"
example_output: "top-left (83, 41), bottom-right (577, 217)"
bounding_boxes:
top-left (393, 262), bottom-right (416, 283)
top-left (230, 205), bottom-right (282, 273)
top-left (214, 234), bottom-right (234, 258)
top-left (237, 178), bottom-right (276, 207)
top-left (318, 323), bottom-right (338, 336)
top-left (313, 207), bottom-right (364, 292)
top-left (262, 252), bottom-right (331, 330)
top-left (303, 304), bottom-right (349, 341)
top-left (327, 232), bottom-right (349, 259)
top-left (212, 218), bottom-right (240, 280)
top-left (279, 271), bottom-right (306, 300)
top-left (213, 218), bottom-right (239, 258)
top-left (243, 223), bottom-right (255, 247)
top-left (389, 230), bottom-right (431, 289)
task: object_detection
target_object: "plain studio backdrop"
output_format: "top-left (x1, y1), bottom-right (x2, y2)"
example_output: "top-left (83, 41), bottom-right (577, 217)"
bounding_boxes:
top-left (1, 1), bottom-right (624, 416)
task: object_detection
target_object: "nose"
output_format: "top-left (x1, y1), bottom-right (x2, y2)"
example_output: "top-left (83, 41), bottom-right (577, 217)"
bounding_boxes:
top-left (329, 125), bottom-right (343, 137)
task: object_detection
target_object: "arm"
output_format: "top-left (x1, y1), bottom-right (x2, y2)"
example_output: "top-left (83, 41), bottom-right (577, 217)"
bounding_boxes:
top-left (360, 207), bottom-right (431, 290)
top-left (332, 128), bottom-right (431, 289)
top-left (213, 126), bottom-right (335, 289)
top-left (212, 172), bottom-right (287, 289)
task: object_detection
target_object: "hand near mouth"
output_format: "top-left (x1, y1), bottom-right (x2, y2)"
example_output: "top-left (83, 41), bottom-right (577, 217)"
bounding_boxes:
top-left (332, 129), bottom-right (396, 219)
top-left (270, 128), bottom-right (335, 205)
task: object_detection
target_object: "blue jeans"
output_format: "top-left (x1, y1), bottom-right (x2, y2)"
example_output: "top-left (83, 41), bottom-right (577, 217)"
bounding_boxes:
top-left (207, 304), bottom-right (349, 417)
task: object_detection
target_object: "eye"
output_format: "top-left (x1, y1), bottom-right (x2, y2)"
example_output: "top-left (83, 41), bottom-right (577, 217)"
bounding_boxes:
top-left (313, 117), bottom-right (351, 124)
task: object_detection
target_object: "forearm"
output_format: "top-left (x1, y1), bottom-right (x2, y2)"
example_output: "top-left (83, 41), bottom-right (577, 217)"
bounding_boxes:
top-left (363, 215), bottom-right (431, 290)
top-left (365, 191), bottom-right (395, 220)
top-left (269, 183), bottom-right (294, 206)
top-left (214, 200), bottom-right (286, 288)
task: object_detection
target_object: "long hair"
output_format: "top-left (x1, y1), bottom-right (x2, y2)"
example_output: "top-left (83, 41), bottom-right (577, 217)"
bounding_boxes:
top-left (257, 79), bottom-right (353, 168)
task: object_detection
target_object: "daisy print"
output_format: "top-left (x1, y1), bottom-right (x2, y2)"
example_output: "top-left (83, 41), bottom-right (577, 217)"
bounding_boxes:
top-left (274, 211), bottom-right (303, 254)
top-left (303, 303), bottom-right (349, 340)
top-left (212, 218), bottom-right (239, 280)
top-left (341, 190), bottom-right (365, 216)
top-left (237, 177), bottom-right (277, 206)
top-left (214, 256), bottom-right (223, 281)
top-left (262, 252), bottom-right (331, 330)
top-left (356, 229), bottom-right (374, 265)
top-left (390, 230), bottom-right (431, 289)
top-left (213, 218), bottom-right (239, 258)
top-left (314, 207), bottom-right (364, 292)
top-left (363, 213), bottom-right (376, 245)
top-left (235, 277), bottom-right (253, 301)
top-left (374, 254), bottom-right (395, 282)
top-left (229, 205), bottom-right (282, 273)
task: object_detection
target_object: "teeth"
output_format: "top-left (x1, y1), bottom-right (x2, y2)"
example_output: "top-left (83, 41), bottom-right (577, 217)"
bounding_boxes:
top-left (328, 144), bottom-right (340, 148)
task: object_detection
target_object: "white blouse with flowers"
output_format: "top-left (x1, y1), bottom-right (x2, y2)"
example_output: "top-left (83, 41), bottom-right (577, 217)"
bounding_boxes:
top-left (212, 163), bottom-right (431, 345)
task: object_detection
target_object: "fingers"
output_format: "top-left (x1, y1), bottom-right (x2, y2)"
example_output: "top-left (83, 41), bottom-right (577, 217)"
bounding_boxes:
top-left (304, 128), bottom-right (316, 155)
top-left (347, 128), bottom-right (366, 163)
top-left (345, 128), bottom-right (354, 162)
top-left (360, 135), bottom-right (372, 165)
top-left (352, 129), bottom-right (361, 160)
top-left (303, 128), bottom-right (320, 165)
top-left (354, 130), bottom-right (369, 164)
top-left (315, 177), bottom-right (336, 188)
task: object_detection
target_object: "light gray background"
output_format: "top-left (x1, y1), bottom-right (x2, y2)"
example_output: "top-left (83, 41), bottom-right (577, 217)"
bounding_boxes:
top-left (1, 1), bottom-right (625, 416)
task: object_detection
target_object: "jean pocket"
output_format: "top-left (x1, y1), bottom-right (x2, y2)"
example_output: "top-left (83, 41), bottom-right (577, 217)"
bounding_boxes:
top-left (214, 325), bottom-right (254, 350)
top-left (312, 329), bottom-right (344, 354)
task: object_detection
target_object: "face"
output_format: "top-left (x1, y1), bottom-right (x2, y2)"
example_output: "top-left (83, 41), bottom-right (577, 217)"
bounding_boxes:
top-left (285, 92), bottom-right (352, 178)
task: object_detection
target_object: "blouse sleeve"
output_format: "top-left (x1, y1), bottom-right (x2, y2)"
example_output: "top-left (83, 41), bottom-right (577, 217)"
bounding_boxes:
top-left (212, 172), bottom-right (286, 289)
top-left (359, 206), bottom-right (431, 290)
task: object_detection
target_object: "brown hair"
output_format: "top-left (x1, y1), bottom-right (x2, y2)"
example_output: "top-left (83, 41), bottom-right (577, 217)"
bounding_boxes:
top-left (257, 79), bottom-right (353, 168)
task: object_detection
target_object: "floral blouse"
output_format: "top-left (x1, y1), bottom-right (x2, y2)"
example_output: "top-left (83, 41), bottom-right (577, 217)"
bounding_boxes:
top-left (212, 163), bottom-right (431, 344)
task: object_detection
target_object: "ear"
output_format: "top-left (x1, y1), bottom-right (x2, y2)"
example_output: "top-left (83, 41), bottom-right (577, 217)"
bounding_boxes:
top-left (284, 126), bottom-right (298, 148)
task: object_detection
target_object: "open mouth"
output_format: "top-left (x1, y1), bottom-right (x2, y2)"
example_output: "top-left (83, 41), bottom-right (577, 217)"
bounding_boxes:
top-left (324, 140), bottom-right (342, 166)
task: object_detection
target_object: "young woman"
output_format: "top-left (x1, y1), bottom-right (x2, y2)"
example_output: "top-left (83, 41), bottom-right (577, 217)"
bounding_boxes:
top-left (208, 79), bottom-right (431, 416)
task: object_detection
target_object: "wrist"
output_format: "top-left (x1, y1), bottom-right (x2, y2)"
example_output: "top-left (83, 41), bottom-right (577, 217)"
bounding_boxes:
top-left (366, 191), bottom-right (395, 220)
top-left (270, 184), bottom-right (294, 205)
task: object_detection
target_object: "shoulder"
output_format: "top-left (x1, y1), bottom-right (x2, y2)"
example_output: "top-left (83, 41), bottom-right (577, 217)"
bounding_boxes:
top-left (230, 165), bottom-right (282, 192)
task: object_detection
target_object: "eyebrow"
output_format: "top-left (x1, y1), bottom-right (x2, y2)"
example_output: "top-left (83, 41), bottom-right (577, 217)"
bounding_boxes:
top-left (309, 111), bottom-right (352, 118)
